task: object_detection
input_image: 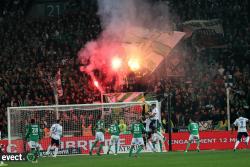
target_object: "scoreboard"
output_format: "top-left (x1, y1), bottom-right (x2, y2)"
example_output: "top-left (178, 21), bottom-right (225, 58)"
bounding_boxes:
top-left (45, 2), bottom-right (65, 17)
top-left (29, 0), bottom-right (81, 17)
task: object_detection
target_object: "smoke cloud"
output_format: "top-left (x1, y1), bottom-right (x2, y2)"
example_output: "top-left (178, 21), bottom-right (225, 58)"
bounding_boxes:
top-left (98, 0), bottom-right (171, 36)
top-left (78, 0), bottom-right (172, 91)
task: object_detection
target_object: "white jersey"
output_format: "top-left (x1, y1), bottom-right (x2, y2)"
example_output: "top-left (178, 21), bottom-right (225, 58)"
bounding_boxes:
top-left (151, 107), bottom-right (160, 120)
top-left (233, 117), bottom-right (248, 132)
top-left (50, 123), bottom-right (63, 140)
top-left (144, 118), bottom-right (151, 132)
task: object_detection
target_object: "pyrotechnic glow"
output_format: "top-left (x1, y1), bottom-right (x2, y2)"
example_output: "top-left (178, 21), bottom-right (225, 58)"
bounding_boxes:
top-left (128, 58), bottom-right (140, 71)
top-left (77, 0), bottom-right (182, 92)
top-left (79, 66), bottom-right (85, 72)
top-left (91, 74), bottom-right (104, 93)
top-left (94, 80), bottom-right (99, 87)
top-left (111, 57), bottom-right (122, 70)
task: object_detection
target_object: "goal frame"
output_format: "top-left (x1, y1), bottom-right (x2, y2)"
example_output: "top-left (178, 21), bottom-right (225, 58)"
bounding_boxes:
top-left (7, 101), bottom-right (160, 146)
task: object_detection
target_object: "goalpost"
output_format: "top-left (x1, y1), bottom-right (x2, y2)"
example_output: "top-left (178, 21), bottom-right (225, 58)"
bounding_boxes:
top-left (7, 101), bottom-right (160, 154)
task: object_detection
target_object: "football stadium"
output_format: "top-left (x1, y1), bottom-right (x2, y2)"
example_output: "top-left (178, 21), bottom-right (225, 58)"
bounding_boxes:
top-left (0, 0), bottom-right (249, 167)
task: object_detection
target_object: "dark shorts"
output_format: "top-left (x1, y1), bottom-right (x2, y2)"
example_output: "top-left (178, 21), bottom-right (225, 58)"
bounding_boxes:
top-left (51, 138), bottom-right (60, 147)
top-left (142, 131), bottom-right (152, 146)
top-left (146, 131), bottom-right (152, 140)
top-left (237, 132), bottom-right (249, 141)
top-left (149, 120), bottom-right (159, 131)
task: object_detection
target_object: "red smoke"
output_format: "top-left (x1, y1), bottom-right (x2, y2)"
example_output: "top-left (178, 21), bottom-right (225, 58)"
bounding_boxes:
top-left (78, 38), bottom-right (129, 92)
top-left (78, 0), bottom-right (173, 93)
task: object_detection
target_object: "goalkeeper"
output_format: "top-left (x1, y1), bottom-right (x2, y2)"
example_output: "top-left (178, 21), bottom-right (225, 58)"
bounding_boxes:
top-left (118, 119), bottom-right (127, 134)
top-left (107, 120), bottom-right (120, 155)
top-left (25, 119), bottom-right (41, 163)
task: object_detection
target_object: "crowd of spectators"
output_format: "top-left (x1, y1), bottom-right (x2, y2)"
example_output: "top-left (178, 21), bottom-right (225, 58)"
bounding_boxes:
top-left (0, 0), bottom-right (102, 137)
top-left (152, 0), bottom-right (250, 131)
top-left (0, 0), bottom-right (250, 137)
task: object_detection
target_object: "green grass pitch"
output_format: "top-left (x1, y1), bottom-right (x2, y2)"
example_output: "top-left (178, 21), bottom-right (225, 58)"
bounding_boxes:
top-left (7, 150), bottom-right (250, 167)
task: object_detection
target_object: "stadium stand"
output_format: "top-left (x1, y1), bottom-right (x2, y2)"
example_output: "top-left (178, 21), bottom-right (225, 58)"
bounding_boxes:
top-left (0, 0), bottom-right (250, 138)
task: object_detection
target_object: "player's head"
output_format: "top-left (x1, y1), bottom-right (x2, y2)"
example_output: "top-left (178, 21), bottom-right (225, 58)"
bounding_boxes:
top-left (144, 113), bottom-right (149, 119)
top-left (151, 104), bottom-right (156, 109)
top-left (57, 119), bottom-right (62, 124)
top-left (119, 119), bottom-right (124, 124)
top-left (189, 117), bottom-right (194, 123)
top-left (98, 114), bottom-right (104, 120)
top-left (31, 119), bottom-right (35, 124)
top-left (238, 111), bottom-right (245, 118)
top-left (136, 118), bottom-right (142, 123)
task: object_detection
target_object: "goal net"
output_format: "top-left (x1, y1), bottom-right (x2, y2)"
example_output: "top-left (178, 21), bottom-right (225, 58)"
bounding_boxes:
top-left (7, 101), bottom-right (160, 154)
